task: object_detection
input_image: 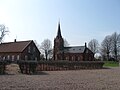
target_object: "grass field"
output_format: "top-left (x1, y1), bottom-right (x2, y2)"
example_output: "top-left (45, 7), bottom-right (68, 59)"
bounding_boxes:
top-left (103, 61), bottom-right (119, 67)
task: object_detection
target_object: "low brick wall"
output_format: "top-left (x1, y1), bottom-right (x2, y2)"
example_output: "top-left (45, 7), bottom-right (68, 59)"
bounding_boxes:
top-left (37, 60), bottom-right (104, 71)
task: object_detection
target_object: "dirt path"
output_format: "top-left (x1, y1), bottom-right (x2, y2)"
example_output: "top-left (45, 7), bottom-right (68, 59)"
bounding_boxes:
top-left (1, 67), bottom-right (120, 90)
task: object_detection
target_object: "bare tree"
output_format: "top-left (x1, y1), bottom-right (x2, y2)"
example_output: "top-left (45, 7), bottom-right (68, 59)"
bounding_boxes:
top-left (88, 39), bottom-right (99, 55)
top-left (111, 32), bottom-right (120, 61)
top-left (40, 54), bottom-right (45, 60)
top-left (48, 49), bottom-right (53, 60)
top-left (101, 35), bottom-right (112, 61)
top-left (64, 38), bottom-right (69, 47)
top-left (0, 24), bottom-right (9, 43)
top-left (40, 39), bottom-right (52, 60)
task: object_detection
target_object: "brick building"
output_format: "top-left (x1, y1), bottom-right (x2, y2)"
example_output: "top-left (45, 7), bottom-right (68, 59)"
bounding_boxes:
top-left (53, 23), bottom-right (94, 61)
top-left (0, 40), bottom-right (40, 61)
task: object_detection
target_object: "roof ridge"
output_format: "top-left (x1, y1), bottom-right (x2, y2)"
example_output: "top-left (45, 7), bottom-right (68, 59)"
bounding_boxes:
top-left (1, 40), bottom-right (32, 44)
top-left (21, 40), bottom-right (33, 52)
top-left (65, 46), bottom-right (85, 48)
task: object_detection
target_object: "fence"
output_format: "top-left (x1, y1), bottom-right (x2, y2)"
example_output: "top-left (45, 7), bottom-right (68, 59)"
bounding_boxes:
top-left (37, 60), bottom-right (104, 71)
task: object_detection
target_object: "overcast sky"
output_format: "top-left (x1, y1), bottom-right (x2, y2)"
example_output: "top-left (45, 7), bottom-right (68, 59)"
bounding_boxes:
top-left (0, 0), bottom-right (120, 46)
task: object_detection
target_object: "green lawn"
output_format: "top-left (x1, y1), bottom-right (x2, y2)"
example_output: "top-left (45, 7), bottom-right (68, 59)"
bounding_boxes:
top-left (103, 61), bottom-right (119, 67)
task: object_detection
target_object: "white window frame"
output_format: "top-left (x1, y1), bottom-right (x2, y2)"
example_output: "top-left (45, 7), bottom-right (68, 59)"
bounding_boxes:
top-left (7, 55), bottom-right (10, 60)
top-left (12, 55), bottom-right (14, 61)
top-left (3, 56), bottom-right (5, 60)
top-left (72, 56), bottom-right (75, 60)
top-left (17, 55), bottom-right (20, 60)
top-left (25, 55), bottom-right (28, 60)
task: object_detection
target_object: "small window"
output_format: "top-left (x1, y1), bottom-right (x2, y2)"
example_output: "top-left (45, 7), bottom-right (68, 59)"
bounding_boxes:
top-left (25, 55), bottom-right (28, 60)
top-left (72, 56), bottom-right (74, 60)
top-left (66, 57), bottom-right (67, 60)
top-left (17, 55), bottom-right (20, 60)
top-left (7, 55), bottom-right (10, 60)
top-left (12, 55), bottom-right (14, 61)
top-left (66, 56), bottom-right (69, 60)
top-left (3, 56), bottom-right (5, 60)
top-left (78, 57), bottom-right (81, 60)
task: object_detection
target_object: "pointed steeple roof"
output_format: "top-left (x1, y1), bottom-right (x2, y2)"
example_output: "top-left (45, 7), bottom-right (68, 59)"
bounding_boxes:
top-left (57, 22), bottom-right (62, 38)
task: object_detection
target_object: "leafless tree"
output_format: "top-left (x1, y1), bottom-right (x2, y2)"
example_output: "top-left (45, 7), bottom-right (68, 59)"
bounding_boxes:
top-left (40, 39), bottom-right (52, 60)
top-left (101, 35), bottom-right (112, 60)
top-left (0, 24), bottom-right (9, 43)
top-left (64, 38), bottom-right (70, 47)
top-left (48, 49), bottom-right (53, 60)
top-left (88, 39), bottom-right (99, 55)
top-left (111, 32), bottom-right (120, 61)
top-left (40, 54), bottom-right (45, 60)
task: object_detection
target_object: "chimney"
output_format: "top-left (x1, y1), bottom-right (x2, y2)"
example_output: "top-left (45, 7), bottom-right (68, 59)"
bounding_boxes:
top-left (14, 39), bottom-right (17, 42)
top-left (85, 42), bottom-right (87, 48)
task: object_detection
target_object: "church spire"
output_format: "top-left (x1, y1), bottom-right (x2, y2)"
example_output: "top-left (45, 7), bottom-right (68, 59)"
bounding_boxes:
top-left (57, 22), bottom-right (62, 38)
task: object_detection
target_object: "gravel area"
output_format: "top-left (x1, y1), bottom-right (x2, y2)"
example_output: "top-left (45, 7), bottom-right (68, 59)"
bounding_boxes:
top-left (0, 66), bottom-right (120, 90)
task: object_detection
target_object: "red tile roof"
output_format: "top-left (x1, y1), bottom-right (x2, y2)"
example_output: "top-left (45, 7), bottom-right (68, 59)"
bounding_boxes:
top-left (0, 40), bottom-right (32, 53)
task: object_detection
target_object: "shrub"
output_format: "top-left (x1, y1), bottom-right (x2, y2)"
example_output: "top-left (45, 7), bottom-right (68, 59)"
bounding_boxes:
top-left (0, 61), bottom-right (7, 74)
top-left (17, 60), bottom-right (38, 74)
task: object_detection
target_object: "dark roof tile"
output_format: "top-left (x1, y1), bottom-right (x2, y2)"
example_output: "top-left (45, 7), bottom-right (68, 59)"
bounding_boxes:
top-left (64, 46), bottom-right (85, 53)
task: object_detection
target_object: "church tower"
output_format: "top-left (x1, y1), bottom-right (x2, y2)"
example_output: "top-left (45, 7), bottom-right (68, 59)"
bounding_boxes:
top-left (53, 22), bottom-right (64, 60)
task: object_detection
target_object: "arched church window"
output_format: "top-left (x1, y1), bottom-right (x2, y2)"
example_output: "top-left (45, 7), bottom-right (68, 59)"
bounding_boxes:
top-left (66, 56), bottom-right (69, 60)
top-left (72, 56), bottom-right (75, 61)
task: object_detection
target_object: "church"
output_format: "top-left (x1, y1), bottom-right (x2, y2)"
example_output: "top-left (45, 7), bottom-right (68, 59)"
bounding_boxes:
top-left (53, 23), bottom-right (94, 61)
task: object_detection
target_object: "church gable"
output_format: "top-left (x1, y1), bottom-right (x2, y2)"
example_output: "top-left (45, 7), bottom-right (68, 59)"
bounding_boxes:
top-left (53, 22), bottom-right (94, 61)
top-left (84, 48), bottom-right (93, 54)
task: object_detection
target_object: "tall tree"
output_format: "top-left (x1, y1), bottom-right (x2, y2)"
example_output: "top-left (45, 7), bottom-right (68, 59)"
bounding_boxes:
top-left (48, 49), bottom-right (53, 60)
top-left (88, 39), bottom-right (99, 55)
top-left (40, 39), bottom-right (52, 60)
top-left (0, 24), bottom-right (9, 43)
top-left (101, 35), bottom-right (112, 60)
top-left (111, 32), bottom-right (120, 61)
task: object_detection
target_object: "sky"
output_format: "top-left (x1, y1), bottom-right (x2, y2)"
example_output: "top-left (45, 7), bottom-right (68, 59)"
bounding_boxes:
top-left (0, 0), bottom-right (120, 46)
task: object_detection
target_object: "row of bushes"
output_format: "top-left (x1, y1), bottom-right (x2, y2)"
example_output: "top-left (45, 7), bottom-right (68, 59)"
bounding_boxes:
top-left (0, 61), bottom-right (7, 74)
top-left (17, 60), bottom-right (104, 72)
top-left (17, 60), bottom-right (38, 74)
top-left (37, 60), bottom-right (104, 71)
top-left (0, 60), bottom-right (104, 74)
top-left (0, 60), bottom-right (38, 74)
